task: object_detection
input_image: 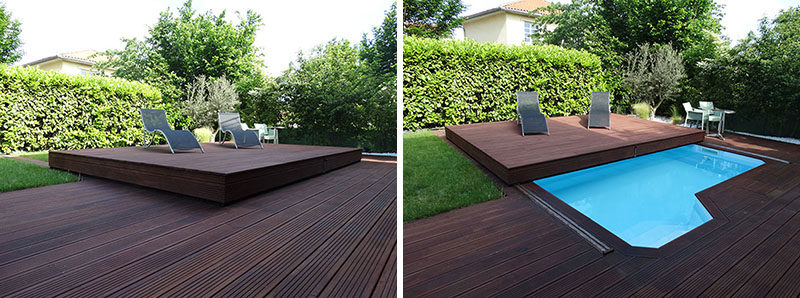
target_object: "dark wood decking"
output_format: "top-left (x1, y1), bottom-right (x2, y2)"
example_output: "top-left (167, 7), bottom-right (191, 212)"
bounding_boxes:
top-left (0, 159), bottom-right (396, 297)
top-left (446, 114), bottom-right (705, 184)
top-left (49, 143), bottom-right (361, 203)
top-left (405, 133), bottom-right (800, 297)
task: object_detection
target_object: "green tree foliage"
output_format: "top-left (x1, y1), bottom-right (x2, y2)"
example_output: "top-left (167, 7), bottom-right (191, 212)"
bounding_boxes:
top-left (694, 7), bottom-right (800, 137)
top-left (623, 43), bottom-right (684, 119)
top-left (0, 65), bottom-right (168, 152)
top-left (183, 76), bottom-right (239, 130)
top-left (236, 2), bottom-right (396, 152)
top-left (361, 2), bottom-right (397, 79)
top-left (99, 0), bottom-right (264, 104)
top-left (404, 0), bottom-right (466, 38)
top-left (281, 40), bottom-right (373, 149)
top-left (534, 0), bottom-right (721, 61)
top-left (533, 0), bottom-right (721, 112)
top-left (0, 2), bottom-right (22, 64)
top-left (403, 36), bottom-right (608, 130)
top-left (236, 78), bottom-right (285, 127)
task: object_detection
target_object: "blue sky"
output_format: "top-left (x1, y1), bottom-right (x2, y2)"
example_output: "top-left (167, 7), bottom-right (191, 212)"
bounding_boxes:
top-left (6, 0), bottom-right (394, 76)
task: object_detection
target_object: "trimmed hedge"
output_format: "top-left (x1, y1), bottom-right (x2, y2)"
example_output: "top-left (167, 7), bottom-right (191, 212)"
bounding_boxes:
top-left (403, 36), bottom-right (609, 130)
top-left (0, 65), bottom-right (172, 152)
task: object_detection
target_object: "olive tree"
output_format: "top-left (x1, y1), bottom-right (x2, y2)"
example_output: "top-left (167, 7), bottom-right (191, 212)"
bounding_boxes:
top-left (183, 76), bottom-right (239, 136)
top-left (623, 43), bottom-right (684, 119)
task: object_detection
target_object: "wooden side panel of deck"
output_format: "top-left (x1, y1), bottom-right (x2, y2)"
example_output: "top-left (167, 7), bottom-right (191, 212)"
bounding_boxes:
top-left (0, 160), bottom-right (396, 297)
top-left (446, 114), bottom-right (705, 184)
top-left (49, 143), bottom-right (362, 203)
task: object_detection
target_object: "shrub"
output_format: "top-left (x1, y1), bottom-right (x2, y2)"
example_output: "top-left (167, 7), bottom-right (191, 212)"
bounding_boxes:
top-left (632, 102), bottom-right (651, 119)
top-left (0, 65), bottom-right (170, 152)
top-left (403, 36), bottom-right (608, 130)
top-left (193, 127), bottom-right (214, 143)
top-left (670, 105), bottom-right (683, 124)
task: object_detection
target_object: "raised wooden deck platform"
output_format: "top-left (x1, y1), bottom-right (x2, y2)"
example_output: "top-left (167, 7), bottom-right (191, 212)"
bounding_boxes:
top-left (0, 159), bottom-right (396, 297)
top-left (49, 143), bottom-right (361, 204)
top-left (446, 114), bottom-right (705, 184)
top-left (405, 133), bottom-right (800, 297)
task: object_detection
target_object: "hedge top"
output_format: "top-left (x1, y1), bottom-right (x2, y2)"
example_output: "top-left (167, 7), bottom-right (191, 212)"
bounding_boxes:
top-left (0, 64), bottom-right (162, 99)
top-left (404, 36), bottom-right (603, 70)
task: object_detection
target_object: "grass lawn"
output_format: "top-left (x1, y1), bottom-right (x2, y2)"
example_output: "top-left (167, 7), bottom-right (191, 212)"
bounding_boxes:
top-left (0, 158), bottom-right (78, 192)
top-left (11, 151), bottom-right (49, 162)
top-left (403, 131), bottom-right (502, 221)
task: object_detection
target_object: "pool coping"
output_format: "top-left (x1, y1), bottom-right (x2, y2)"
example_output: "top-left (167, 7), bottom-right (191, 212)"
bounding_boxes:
top-left (520, 144), bottom-right (772, 258)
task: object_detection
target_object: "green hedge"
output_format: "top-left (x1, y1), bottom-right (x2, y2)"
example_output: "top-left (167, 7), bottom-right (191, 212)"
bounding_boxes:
top-left (403, 36), bottom-right (609, 130)
top-left (0, 65), bottom-right (173, 152)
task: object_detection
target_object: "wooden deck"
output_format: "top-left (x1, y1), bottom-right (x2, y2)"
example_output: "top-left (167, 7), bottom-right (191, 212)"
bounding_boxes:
top-left (0, 159), bottom-right (396, 297)
top-left (49, 143), bottom-right (361, 203)
top-left (446, 114), bottom-right (705, 184)
top-left (405, 133), bottom-right (800, 297)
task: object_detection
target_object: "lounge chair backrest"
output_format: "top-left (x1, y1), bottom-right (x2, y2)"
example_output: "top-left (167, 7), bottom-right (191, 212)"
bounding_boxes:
top-left (140, 108), bottom-right (172, 132)
top-left (219, 112), bottom-right (245, 133)
top-left (516, 92), bottom-right (542, 114)
top-left (589, 92), bottom-right (610, 113)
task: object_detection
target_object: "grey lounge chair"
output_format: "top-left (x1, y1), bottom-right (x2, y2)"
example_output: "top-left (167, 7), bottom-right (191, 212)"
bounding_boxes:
top-left (140, 108), bottom-right (204, 154)
top-left (516, 91), bottom-right (550, 135)
top-left (218, 112), bottom-right (263, 149)
top-left (587, 91), bottom-right (611, 129)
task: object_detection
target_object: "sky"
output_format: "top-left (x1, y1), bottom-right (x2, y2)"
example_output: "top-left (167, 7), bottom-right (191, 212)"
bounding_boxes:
top-left (454, 0), bottom-right (798, 43)
top-left (5, 0), bottom-right (394, 76)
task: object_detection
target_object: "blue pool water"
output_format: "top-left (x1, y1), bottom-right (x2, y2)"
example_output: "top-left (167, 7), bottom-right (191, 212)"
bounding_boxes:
top-left (534, 144), bottom-right (764, 248)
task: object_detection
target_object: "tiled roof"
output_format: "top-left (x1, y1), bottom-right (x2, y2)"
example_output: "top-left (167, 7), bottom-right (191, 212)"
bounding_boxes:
top-left (502, 0), bottom-right (551, 13)
top-left (465, 0), bottom-right (552, 20)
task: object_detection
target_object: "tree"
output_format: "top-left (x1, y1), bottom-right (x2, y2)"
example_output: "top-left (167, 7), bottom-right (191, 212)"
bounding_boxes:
top-left (183, 76), bottom-right (239, 133)
top-left (281, 40), bottom-right (369, 147)
top-left (534, 0), bottom-right (721, 67)
top-left (404, 0), bottom-right (465, 38)
top-left (99, 0), bottom-right (263, 103)
top-left (0, 2), bottom-right (22, 64)
top-left (623, 43), bottom-right (684, 119)
top-left (360, 3), bottom-right (398, 152)
top-left (695, 7), bottom-right (800, 137)
top-left (362, 2), bottom-right (397, 79)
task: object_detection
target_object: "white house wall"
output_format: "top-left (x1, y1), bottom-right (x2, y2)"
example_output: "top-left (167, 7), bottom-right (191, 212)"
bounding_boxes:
top-left (463, 12), bottom-right (508, 44)
top-left (505, 13), bottom-right (539, 45)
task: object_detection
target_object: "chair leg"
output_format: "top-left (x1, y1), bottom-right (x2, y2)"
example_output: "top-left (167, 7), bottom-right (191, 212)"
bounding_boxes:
top-left (143, 132), bottom-right (156, 149)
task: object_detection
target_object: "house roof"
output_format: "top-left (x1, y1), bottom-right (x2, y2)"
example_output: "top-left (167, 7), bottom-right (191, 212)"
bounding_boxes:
top-left (502, 0), bottom-right (551, 13)
top-left (22, 50), bottom-right (110, 67)
top-left (464, 0), bottom-right (551, 21)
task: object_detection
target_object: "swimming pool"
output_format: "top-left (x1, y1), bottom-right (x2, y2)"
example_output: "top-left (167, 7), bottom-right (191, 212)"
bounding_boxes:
top-left (534, 144), bottom-right (764, 248)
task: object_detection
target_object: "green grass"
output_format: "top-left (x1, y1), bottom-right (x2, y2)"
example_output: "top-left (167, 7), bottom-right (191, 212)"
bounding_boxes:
top-left (0, 158), bottom-right (78, 192)
top-left (403, 131), bottom-right (502, 221)
top-left (11, 151), bottom-right (49, 162)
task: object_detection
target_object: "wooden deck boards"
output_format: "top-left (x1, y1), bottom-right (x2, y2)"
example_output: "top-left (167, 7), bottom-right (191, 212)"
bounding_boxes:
top-left (48, 143), bottom-right (362, 203)
top-left (405, 133), bottom-right (800, 297)
top-left (445, 114), bottom-right (705, 184)
top-left (0, 159), bottom-right (396, 297)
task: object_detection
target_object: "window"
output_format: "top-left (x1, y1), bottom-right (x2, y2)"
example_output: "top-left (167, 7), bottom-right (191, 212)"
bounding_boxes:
top-left (524, 22), bottom-right (540, 43)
